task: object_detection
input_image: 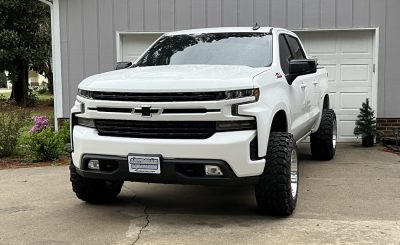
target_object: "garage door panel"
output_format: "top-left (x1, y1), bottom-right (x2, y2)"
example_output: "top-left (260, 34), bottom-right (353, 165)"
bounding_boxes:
top-left (340, 64), bottom-right (370, 82)
top-left (340, 92), bottom-right (369, 110)
top-left (339, 120), bottom-right (357, 138)
top-left (340, 31), bottom-right (373, 55)
top-left (307, 43), bottom-right (336, 54)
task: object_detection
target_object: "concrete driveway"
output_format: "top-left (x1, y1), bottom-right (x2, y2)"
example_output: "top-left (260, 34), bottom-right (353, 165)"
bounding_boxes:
top-left (0, 144), bottom-right (399, 244)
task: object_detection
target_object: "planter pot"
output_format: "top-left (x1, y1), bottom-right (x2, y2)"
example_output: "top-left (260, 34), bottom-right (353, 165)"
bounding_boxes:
top-left (362, 136), bottom-right (374, 147)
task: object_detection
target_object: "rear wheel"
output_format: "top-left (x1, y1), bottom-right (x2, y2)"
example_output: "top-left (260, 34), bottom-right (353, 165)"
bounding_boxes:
top-left (70, 163), bottom-right (123, 203)
top-left (255, 132), bottom-right (298, 216)
top-left (310, 109), bottom-right (337, 160)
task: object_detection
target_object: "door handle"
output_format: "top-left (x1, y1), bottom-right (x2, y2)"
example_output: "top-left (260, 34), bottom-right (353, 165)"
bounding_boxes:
top-left (313, 80), bottom-right (319, 85)
top-left (300, 83), bottom-right (307, 89)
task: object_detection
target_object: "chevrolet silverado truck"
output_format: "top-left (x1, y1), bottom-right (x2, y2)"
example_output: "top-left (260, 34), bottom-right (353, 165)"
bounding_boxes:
top-left (69, 27), bottom-right (336, 216)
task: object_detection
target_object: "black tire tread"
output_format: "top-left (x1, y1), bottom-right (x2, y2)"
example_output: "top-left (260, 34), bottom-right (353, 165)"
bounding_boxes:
top-left (310, 109), bottom-right (336, 160)
top-left (70, 163), bottom-right (123, 203)
top-left (255, 132), bottom-right (297, 216)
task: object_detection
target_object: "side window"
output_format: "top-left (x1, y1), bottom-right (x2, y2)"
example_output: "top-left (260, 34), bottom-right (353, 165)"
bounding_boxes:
top-left (286, 35), bottom-right (306, 60)
top-left (279, 35), bottom-right (292, 75)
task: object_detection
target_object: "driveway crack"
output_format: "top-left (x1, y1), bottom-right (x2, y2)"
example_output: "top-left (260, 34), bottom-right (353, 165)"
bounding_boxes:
top-left (132, 205), bottom-right (150, 245)
top-left (122, 186), bottom-right (151, 245)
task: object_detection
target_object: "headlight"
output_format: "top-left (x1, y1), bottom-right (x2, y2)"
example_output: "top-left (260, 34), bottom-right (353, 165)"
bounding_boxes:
top-left (77, 117), bottom-right (95, 128)
top-left (77, 89), bottom-right (93, 99)
top-left (224, 88), bottom-right (259, 101)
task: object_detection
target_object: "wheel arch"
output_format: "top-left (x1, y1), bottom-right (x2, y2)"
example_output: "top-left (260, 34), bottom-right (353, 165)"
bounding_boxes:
top-left (257, 104), bottom-right (291, 159)
top-left (323, 94), bottom-right (330, 109)
top-left (270, 110), bottom-right (288, 133)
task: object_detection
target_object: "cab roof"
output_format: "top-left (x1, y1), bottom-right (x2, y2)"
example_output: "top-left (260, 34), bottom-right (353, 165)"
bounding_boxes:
top-left (165, 27), bottom-right (274, 36)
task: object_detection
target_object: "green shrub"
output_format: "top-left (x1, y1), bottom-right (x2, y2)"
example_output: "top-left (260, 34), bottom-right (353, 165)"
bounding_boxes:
top-left (26, 89), bottom-right (38, 107)
top-left (0, 104), bottom-right (28, 157)
top-left (58, 120), bottom-right (70, 144)
top-left (37, 85), bottom-right (48, 95)
top-left (22, 128), bottom-right (64, 162)
top-left (19, 116), bottom-right (66, 162)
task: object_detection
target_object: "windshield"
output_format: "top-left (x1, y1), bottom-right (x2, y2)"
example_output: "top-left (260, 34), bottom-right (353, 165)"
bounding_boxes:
top-left (136, 32), bottom-right (272, 68)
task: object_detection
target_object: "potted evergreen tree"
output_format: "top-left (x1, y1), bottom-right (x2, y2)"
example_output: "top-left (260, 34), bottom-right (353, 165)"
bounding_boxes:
top-left (354, 98), bottom-right (378, 147)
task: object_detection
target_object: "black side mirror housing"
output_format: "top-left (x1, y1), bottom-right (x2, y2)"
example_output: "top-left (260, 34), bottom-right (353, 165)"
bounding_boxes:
top-left (115, 61), bottom-right (133, 70)
top-left (287, 59), bottom-right (317, 85)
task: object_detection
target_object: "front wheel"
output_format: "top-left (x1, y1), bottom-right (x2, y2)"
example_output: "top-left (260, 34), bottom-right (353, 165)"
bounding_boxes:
top-left (310, 109), bottom-right (337, 160)
top-left (70, 163), bottom-right (123, 203)
top-left (255, 132), bottom-right (298, 216)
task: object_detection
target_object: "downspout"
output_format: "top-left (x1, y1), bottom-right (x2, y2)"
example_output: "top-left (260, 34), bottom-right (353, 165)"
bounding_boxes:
top-left (38, 0), bottom-right (63, 130)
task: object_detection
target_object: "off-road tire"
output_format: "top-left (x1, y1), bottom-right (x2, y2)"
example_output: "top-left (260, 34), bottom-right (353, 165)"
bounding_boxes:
top-left (70, 163), bottom-right (123, 203)
top-left (255, 132), bottom-right (298, 216)
top-left (310, 109), bottom-right (337, 160)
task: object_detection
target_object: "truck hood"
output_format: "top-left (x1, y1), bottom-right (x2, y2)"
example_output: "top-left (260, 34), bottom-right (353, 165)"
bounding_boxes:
top-left (79, 65), bottom-right (269, 92)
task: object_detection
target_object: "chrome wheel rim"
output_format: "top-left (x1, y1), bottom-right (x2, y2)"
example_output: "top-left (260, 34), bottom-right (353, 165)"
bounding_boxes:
top-left (332, 118), bottom-right (337, 150)
top-left (290, 149), bottom-right (298, 199)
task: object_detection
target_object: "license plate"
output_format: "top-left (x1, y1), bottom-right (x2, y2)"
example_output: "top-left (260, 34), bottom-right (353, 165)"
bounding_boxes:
top-left (128, 155), bottom-right (161, 174)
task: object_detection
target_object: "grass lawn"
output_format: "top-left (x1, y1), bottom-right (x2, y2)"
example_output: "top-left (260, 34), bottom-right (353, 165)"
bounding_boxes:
top-left (0, 90), bottom-right (54, 117)
top-left (0, 90), bottom-right (10, 98)
top-left (0, 90), bottom-right (53, 102)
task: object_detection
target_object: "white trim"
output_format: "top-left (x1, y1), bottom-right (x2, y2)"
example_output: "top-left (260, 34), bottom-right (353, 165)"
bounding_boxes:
top-left (38, 0), bottom-right (63, 129)
top-left (116, 31), bottom-right (165, 62)
top-left (292, 27), bottom-right (379, 117)
top-left (116, 33), bottom-right (122, 62)
top-left (372, 28), bottom-right (379, 117)
top-left (52, 0), bottom-right (63, 126)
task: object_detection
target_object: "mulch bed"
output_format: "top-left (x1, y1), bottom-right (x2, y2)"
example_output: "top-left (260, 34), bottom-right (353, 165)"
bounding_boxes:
top-left (0, 155), bottom-right (70, 170)
top-left (382, 147), bottom-right (400, 157)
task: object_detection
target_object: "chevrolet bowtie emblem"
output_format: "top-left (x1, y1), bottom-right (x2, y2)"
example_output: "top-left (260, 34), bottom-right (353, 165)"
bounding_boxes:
top-left (134, 106), bottom-right (160, 117)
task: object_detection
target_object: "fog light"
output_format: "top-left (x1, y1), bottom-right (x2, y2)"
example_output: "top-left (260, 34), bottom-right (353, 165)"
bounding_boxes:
top-left (205, 165), bottom-right (223, 176)
top-left (88, 160), bottom-right (100, 170)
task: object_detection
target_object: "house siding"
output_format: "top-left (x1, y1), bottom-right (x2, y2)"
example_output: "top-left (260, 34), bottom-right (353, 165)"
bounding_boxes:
top-left (59, 0), bottom-right (399, 119)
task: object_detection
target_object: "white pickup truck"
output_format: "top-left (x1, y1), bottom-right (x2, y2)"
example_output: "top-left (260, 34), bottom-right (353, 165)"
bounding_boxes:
top-left (69, 27), bottom-right (336, 216)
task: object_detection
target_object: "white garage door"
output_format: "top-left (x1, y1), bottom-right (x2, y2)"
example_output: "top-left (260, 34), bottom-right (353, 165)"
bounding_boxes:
top-left (120, 33), bottom-right (163, 62)
top-left (297, 30), bottom-right (375, 142)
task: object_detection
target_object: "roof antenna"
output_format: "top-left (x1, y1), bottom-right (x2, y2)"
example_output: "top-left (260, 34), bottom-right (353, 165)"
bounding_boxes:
top-left (253, 22), bottom-right (260, 30)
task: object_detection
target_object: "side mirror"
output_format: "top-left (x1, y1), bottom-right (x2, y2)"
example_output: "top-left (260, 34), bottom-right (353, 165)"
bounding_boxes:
top-left (115, 61), bottom-right (132, 70)
top-left (287, 59), bottom-right (317, 85)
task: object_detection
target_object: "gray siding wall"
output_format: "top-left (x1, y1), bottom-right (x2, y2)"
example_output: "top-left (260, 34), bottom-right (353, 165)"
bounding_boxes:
top-left (59, 0), bottom-right (400, 118)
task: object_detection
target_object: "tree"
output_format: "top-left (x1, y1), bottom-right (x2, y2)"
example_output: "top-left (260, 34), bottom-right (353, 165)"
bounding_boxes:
top-left (31, 7), bottom-right (53, 93)
top-left (0, 72), bottom-right (7, 88)
top-left (354, 98), bottom-right (378, 139)
top-left (0, 0), bottom-right (51, 105)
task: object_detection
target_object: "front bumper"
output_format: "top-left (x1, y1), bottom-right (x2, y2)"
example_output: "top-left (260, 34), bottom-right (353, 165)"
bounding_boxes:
top-left (76, 154), bottom-right (260, 186)
top-left (72, 126), bottom-right (265, 179)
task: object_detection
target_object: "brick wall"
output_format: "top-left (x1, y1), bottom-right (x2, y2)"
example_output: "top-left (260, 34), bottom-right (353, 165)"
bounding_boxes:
top-left (377, 118), bottom-right (400, 138)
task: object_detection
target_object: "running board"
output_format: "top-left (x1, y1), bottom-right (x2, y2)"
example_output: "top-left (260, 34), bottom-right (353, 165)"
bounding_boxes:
top-left (296, 131), bottom-right (312, 144)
